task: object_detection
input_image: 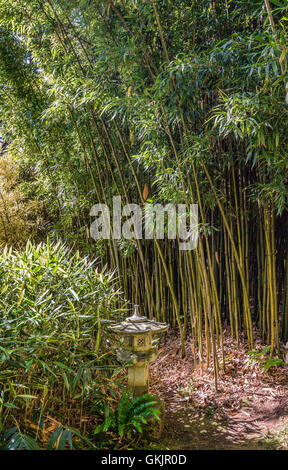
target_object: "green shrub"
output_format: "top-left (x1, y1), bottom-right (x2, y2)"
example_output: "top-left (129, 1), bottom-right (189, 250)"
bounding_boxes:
top-left (247, 346), bottom-right (285, 371)
top-left (0, 154), bottom-right (42, 248)
top-left (0, 240), bottom-right (125, 449)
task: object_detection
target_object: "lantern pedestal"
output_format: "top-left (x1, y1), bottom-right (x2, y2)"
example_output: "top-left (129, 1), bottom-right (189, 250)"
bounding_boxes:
top-left (109, 305), bottom-right (169, 438)
top-left (128, 363), bottom-right (149, 397)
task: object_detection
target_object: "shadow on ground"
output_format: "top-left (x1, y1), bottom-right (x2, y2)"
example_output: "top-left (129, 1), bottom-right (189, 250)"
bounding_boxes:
top-left (150, 408), bottom-right (267, 450)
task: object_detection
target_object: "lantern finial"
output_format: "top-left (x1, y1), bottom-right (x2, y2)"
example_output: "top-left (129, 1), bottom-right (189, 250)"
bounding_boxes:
top-left (126, 304), bottom-right (147, 323)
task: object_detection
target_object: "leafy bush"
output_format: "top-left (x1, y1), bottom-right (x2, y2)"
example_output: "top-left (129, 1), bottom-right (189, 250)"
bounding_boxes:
top-left (0, 153), bottom-right (42, 247)
top-left (247, 346), bottom-right (285, 371)
top-left (0, 240), bottom-right (125, 449)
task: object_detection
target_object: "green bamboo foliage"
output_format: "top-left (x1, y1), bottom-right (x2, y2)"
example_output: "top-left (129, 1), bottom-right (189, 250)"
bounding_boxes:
top-left (0, 0), bottom-right (288, 386)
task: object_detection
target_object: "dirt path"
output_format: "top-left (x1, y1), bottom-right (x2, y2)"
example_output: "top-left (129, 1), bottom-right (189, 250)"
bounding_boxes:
top-left (158, 403), bottom-right (288, 450)
top-left (159, 409), bottom-right (264, 450)
top-left (149, 333), bottom-right (288, 450)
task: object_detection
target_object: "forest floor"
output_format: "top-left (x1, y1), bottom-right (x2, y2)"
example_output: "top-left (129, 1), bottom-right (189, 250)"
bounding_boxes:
top-left (148, 331), bottom-right (288, 450)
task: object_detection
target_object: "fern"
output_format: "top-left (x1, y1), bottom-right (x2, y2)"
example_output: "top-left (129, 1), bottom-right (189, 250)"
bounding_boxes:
top-left (261, 357), bottom-right (285, 371)
top-left (117, 390), bottom-right (160, 437)
top-left (94, 389), bottom-right (160, 439)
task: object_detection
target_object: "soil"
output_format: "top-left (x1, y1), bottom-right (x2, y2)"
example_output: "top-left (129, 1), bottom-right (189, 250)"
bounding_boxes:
top-left (148, 331), bottom-right (288, 450)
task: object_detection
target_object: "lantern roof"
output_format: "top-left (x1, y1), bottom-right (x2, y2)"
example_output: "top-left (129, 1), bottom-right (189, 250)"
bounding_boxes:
top-left (108, 305), bottom-right (168, 336)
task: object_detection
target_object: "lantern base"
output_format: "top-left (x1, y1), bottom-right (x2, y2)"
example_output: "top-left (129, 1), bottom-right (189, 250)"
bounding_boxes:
top-left (128, 364), bottom-right (149, 397)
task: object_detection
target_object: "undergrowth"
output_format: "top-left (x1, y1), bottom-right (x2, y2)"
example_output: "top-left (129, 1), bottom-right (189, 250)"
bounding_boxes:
top-left (0, 240), bottom-right (128, 449)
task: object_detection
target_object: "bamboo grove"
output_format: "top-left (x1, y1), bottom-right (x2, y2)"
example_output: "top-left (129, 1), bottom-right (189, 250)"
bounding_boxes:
top-left (0, 0), bottom-right (288, 386)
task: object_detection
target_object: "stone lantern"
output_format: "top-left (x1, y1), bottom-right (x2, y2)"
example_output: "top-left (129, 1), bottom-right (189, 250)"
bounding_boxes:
top-left (109, 305), bottom-right (168, 397)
